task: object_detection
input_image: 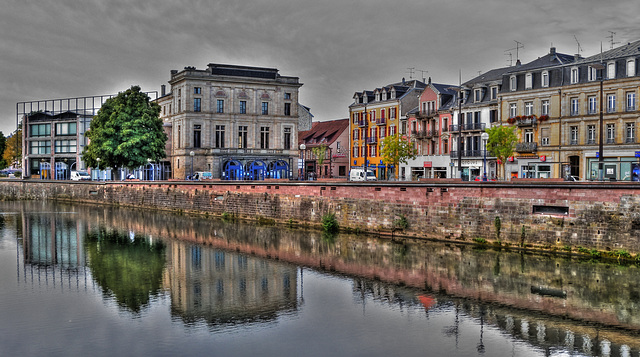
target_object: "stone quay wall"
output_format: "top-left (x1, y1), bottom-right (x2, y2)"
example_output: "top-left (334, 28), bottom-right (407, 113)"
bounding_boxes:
top-left (2, 179), bottom-right (640, 253)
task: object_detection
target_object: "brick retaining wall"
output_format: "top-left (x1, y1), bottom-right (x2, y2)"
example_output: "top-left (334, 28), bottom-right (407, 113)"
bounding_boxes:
top-left (2, 179), bottom-right (640, 253)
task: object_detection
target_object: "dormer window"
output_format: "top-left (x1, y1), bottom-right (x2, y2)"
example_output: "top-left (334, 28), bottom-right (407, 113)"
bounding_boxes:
top-left (607, 62), bottom-right (616, 79)
top-left (491, 87), bottom-right (498, 100)
top-left (541, 71), bottom-right (549, 87)
top-left (510, 76), bottom-right (517, 91)
top-left (525, 73), bottom-right (533, 89)
top-left (627, 59), bottom-right (636, 77)
top-left (375, 92), bottom-right (380, 101)
top-left (588, 66), bottom-right (598, 81)
top-left (474, 89), bottom-right (482, 102)
top-left (570, 67), bottom-right (579, 84)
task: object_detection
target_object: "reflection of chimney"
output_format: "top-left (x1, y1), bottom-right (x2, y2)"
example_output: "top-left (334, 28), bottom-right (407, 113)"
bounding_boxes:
top-left (161, 85), bottom-right (166, 96)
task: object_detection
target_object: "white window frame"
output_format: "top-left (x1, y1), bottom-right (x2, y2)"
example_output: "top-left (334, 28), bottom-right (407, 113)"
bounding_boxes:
top-left (607, 124), bottom-right (615, 142)
top-left (607, 62), bottom-right (616, 79)
top-left (541, 71), bottom-right (549, 87)
top-left (570, 126), bottom-right (578, 144)
top-left (510, 76), bottom-right (517, 91)
top-left (587, 125), bottom-right (596, 144)
top-left (627, 59), bottom-right (636, 77)
top-left (571, 67), bottom-right (579, 84)
top-left (588, 66), bottom-right (598, 82)
top-left (588, 96), bottom-right (597, 114)
top-left (525, 73), bottom-right (532, 89)
top-left (541, 100), bottom-right (549, 115)
top-left (509, 103), bottom-right (517, 117)
top-left (571, 98), bottom-right (579, 116)
top-left (626, 122), bottom-right (635, 143)
top-left (524, 101), bottom-right (533, 115)
top-left (627, 92), bottom-right (636, 111)
top-left (491, 87), bottom-right (497, 100)
top-left (608, 94), bottom-right (616, 112)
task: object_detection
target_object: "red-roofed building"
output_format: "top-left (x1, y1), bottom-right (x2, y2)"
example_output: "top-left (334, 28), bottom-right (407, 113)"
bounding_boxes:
top-left (298, 119), bottom-right (349, 179)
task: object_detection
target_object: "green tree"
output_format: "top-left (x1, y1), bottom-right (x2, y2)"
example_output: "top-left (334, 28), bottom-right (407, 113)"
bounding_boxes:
top-left (0, 131), bottom-right (7, 169)
top-left (82, 86), bottom-right (167, 170)
top-left (311, 144), bottom-right (327, 177)
top-left (380, 134), bottom-right (417, 180)
top-left (485, 125), bottom-right (518, 180)
top-left (85, 228), bottom-right (166, 313)
top-left (2, 126), bottom-right (22, 169)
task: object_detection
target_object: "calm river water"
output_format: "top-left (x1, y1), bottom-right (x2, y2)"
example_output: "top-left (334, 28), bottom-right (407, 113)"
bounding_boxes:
top-left (1, 201), bottom-right (639, 357)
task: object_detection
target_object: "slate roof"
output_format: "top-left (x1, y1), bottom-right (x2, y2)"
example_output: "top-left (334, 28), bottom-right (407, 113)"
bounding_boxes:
top-left (576, 39), bottom-right (640, 64)
top-left (505, 49), bottom-right (576, 74)
top-left (463, 67), bottom-right (511, 87)
top-left (299, 119), bottom-right (349, 148)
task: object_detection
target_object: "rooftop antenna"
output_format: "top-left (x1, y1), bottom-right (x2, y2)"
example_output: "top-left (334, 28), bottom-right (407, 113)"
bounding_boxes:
top-left (406, 67), bottom-right (415, 79)
top-left (607, 31), bottom-right (620, 49)
top-left (505, 41), bottom-right (524, 61)
top-left (574, 35), bottom-right (583, 56)
top-left (504, 52), bottom-right (513, 66)
top-left (417, 69), bottom-right (428, 82)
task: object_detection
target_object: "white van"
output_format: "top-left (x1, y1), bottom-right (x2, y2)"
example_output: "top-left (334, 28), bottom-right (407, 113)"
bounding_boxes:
top-left (71, 170), bottom-right (91, 181)
top-left (349, 168), bottom-right (377, 181)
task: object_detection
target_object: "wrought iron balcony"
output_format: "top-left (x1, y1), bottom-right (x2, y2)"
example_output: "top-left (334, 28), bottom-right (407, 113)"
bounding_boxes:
top-left (358, 120), bottom-right (366, 127)
top-left (515, 142), bottom-right (538, 152)
top-left (417, 110), bottom-right (437, 118)
top-left (450, 123), bottom-right (485, 132)
top-left (366, 137), bottom-right (377, 144)
top-left (376, 117), bottom-right (386, 125)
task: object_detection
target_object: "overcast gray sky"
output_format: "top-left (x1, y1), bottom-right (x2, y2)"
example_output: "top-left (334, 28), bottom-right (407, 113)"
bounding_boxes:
top-left (2, 0), bottom-right (640, 136)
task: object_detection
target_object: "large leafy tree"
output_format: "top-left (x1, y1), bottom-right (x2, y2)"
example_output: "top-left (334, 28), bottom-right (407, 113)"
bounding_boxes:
top-left (2, 126), bottom-right (22, 169)
top-left (83, 86), bottom-right (167, 170)
top-left (0, 131), bottom-right (7, 169)
top-left (485, 125), bottom-right (518, 180)
top-left (311, 144), bottom-right (327, 177)
top-left (380, 134), bottom-right (417, 180)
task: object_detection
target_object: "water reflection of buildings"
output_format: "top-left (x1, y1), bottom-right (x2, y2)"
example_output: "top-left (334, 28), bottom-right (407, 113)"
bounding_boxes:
top-left (17, 206), bottom-right (94, 291)
top-left (353, 278), bottom-right (640, 357)
top-left (164, 239), bottom-right (299, 327)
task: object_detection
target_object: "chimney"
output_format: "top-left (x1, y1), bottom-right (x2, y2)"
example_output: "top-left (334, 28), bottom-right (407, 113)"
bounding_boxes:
top-left (574, 54), bottom-right (582, 61)
top-left (515, 59), bottom-right (521, 66)
top-left (402, 77), bottom-right (405, 85)
top-left (428, 77), bottom-right (432, 84)
top-left (550, 47), bottom-right (556, 55)
top-left (161, 85), bottom-right (166, 96)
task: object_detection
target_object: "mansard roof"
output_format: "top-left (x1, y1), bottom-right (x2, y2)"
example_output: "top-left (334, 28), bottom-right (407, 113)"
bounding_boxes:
top-left (576, 39), bottom-right (640, 64)
top-left (463, 67), bottom-right (511, 87)
top-left (505, 48), bottom-right (576, 74)
top-left (351, 79), bottom-right (426, 107)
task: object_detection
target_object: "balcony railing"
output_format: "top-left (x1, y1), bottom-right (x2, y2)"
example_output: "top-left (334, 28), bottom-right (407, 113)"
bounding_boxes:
top-left (358, 120), bottom-right (366, 127)
top-left (626, 136), bottom-right (636, 143)
top-left (376, 117), bottom-right (386, 125)
top-left (417, 110), bottom-right (437, 118)
top-left (450, 123), bottom-right (485, 132)
top-left (412, 130), bottom-right (439, 139)
top-left (515, 142), bottom-right (538, 152)
top-left (449, 150), bottom-right (489, 158)
top-left (366, 137), bottom-right (377, 144)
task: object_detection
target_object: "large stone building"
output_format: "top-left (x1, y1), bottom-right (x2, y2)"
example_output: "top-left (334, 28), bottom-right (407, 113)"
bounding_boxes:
top-left (157, 63), bottom-right (303, 180)
top-left (500, 41), bottom-right (640, 181)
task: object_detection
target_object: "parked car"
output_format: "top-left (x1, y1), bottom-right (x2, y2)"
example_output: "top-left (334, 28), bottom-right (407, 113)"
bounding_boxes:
top-left (349, 168), bottom-right (377, 181)
top-left (71, 170), bottom-right (91, 181)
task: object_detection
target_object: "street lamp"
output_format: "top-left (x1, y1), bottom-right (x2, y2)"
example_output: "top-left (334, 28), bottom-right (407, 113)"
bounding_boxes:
top-left (591, 62), bottom-right (605, 181)
top-left (147, 158), bottom-right (153, 181)
top-left (96, 158), bottom-right (101, 181)
top-left (189, 151), bottom-right (195, 180)
top-left (448, 86), bottom-right (464, 180)
top-left (299, 143), bottom-right (306, 180)
top-left (481, 132), bottom-right (489, 181)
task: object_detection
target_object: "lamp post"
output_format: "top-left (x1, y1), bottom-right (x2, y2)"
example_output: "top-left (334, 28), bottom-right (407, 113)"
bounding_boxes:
top-left (594, 63), bottom-right (605, 181)
top-left (189, 151), bottom-right (195, 180)
top-left (299, 143), bottom-right (306, 180)
top-left (481, 132), bottom-right (489, 181)
top-left (96, 158), bottom-right (101, 181)
top-left (363, 105), bottom-right (368, 179)
top-left (448, 86), bottom-right (464, 180)
top-left (147, 158), bottom-right (153, 181)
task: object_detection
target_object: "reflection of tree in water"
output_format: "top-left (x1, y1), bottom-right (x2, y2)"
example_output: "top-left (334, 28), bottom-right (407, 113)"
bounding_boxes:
top-left (85, 227), bottom-right (165, 313)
